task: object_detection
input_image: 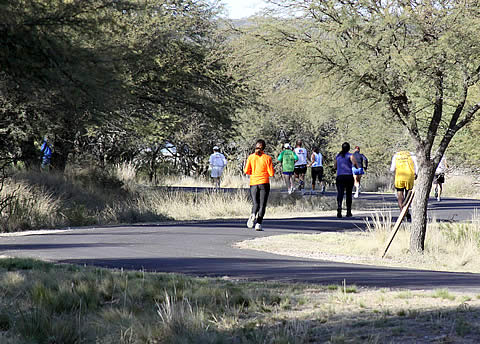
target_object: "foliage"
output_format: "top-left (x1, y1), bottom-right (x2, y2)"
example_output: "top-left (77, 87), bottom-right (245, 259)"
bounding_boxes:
top-left (0, 0), bottom-right (247, 175)
top-left (225, 16), bottom-right (414, 178)
top-left (256, 0), bottom-right (480, 252)
top-left (98, 0), bottom-right (248, 176)
top-left (0, 0), bottom-right (135, 169)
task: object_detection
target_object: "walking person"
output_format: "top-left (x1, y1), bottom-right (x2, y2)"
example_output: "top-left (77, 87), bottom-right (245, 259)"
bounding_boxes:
top-left (294, 140), bottom-right (308, 193)
top-left (209, 146), bottom-right (227, 189)
top-left (244, 139), bottom-right (275, 231)
top-left (352, 146), bottom-right (368, 198)
top-left (390, 150), bottom-right (417, 221)
top-left (433, 156), bottom-right (447, 202)
top-left (40, 136), bottom-right (52, 170)
top-left (334, 142), bottom-right (358, 218)
top-left (277, 143), bottom-right (298, 194)
top-left (308, 146), bottom-right (325, 195)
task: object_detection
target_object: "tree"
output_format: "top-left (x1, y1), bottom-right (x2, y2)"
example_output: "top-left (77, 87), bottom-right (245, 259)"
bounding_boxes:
top-left (1, 0), bottom-right (246, 173)
top-left (0, 0), bottom-right (135, 170)
top-left (264, 0), bottom-right (480, 252)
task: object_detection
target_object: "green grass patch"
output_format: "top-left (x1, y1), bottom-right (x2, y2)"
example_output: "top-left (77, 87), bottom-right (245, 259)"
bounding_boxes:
top-left (432, 289), bottom-right (456, 301)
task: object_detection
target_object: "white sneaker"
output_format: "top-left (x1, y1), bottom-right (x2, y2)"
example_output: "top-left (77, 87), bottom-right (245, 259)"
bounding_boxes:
top-left (247, 214), bottom-right (256, 229)
top-left (354, 192), bottom-right (359, 198)
top-left (288, 188), bottom-right (293, 194)
top-left (255, 223), bottom-right (263, 231)
top-left (437, 196), bottom-right (441, 202)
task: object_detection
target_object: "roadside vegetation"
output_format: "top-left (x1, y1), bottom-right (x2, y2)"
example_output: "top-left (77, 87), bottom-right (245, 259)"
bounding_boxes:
top-left (3, 1), bottom-right (480, 342)
top-left (1, 258), bottom-right (480, 343)
top-left (0, 165), bottom-right (340, 233)
top-left (237, 210), bottom-right (480, 274)
top-left (1, 163), bottom-right (479, 233)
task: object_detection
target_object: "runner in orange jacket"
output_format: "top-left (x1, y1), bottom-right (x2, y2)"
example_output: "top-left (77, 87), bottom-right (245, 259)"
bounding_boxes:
top-left (244, 139), bottom-right (274, 231)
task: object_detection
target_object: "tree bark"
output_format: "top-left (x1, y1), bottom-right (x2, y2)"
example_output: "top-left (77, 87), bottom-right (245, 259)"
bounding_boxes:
top-left (51, 139), bottom-right (73, 172)
top-left (19, 138), bottom-right (39, 169)
top-left (409, 158), bottom-right (436, 253)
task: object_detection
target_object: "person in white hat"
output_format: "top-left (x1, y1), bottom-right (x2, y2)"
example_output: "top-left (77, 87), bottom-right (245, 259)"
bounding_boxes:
top-left (209, 146), bottom-right (227, 189)
top-left (277, 143), bottom-right (298, 194)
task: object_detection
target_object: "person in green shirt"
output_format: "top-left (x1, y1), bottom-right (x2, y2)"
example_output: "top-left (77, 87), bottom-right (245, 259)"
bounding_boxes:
top-left (277, 143), bottom-right (298, 194)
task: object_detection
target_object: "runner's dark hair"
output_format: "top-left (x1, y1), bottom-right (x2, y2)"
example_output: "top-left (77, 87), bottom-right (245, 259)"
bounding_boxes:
top-left (313, 146), bottom-right (319, 154)
top-left (256, 139), bottom-right (266, 150)
top-left (339, 142), bottom-right (350, 157)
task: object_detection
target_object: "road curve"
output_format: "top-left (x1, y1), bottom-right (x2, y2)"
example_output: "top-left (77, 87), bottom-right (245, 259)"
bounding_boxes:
top-left (1, 192), bottom-right (480, 291)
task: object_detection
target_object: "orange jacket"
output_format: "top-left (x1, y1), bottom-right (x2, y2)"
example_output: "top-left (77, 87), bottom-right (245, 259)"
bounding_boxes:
top-left (244, 153), bottom-right (274, 185)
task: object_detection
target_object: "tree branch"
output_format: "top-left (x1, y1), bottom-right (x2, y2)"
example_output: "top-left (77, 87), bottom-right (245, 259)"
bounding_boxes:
top-left (425, 69), bottom-right (444, 152)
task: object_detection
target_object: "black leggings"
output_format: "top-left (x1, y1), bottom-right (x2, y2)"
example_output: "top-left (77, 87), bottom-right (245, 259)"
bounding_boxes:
top-left (311, 166), bottom-right (324, 185)
top-left (336, 175), bottom-right (354, 210)
top-left (250, 183), bottom-right (270, 224)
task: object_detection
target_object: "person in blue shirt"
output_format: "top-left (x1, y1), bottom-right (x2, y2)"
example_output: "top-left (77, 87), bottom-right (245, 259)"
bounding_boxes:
top-left (40, 137), bottom-right (52, 170)
top-left (334, 142), bottom-right (358, 218)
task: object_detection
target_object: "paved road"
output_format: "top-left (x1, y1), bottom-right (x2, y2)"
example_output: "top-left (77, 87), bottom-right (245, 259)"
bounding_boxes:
top-left (2, 192), bottom-right (480, 291)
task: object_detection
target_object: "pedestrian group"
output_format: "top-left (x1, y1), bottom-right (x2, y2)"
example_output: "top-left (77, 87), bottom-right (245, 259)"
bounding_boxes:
top-left (243, 139), bottom-right (370, 230)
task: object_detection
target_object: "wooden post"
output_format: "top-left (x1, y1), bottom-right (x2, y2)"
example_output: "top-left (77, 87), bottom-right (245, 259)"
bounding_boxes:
top-left (381, 189), bottom-right (415, 258)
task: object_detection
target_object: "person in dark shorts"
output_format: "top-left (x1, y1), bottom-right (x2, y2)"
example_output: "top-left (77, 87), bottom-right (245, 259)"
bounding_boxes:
top-left (433, 156), bottom-right (447, 201)
top-left (293, 140), bottom-right (308, 192)
top-left (308, 146), bottom-right (325, 194)
top-left (334, 142), bottom-right (358, 218)
top-left (277, 143), bottom-right (298, 194)
top-left (390, 150), bottom-right (417, 221)
top-left (352, 146), bottom-right (368, 198)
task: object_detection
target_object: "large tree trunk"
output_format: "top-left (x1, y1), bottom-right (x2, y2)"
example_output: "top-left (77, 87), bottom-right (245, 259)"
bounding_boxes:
top-left (51, 139), bottom-right (73, 172)
top-left (19, 138), bottom-right (40, 169)
top-left (409, 157), bottom-right (436, 253)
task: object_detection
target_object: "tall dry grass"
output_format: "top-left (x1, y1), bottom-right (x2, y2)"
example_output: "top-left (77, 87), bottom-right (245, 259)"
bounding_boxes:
top-left (363, 210), bottom-right (480, 272)
top-left (0, 258), bottom-right (310, 344)
top-left (0, 165), bottom-right (338, 232)
top-left (163, 165), bottom-right (285, 189)
top-left (441, 174), bottom-right (480, 199)
top-left (0, 179), bottom-right (62, 232)
top-left (2, 258), bottom-right (480, 343)
top-left (237, 210), bottom-right (480, 273)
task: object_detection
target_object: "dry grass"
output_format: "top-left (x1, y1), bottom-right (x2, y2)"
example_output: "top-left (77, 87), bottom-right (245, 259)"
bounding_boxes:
top-left (163, 165), bottom-right (285, 189)
top-left (1, 258), bottom-right (480, 343)
top-left (146, 190), bottom-right (252, 220)
top-left (0, 179), bottom-right (62, 232)
top-left (441, 174), bottom-right (480, 199)
top-left (0, 166), bottom-right (339, 232)
top-left (236, 211), bottom-right (480, 274)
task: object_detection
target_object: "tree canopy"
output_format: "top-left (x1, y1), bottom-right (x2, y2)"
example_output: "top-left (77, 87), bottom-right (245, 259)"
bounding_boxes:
top-left (254, 0), bottom-right (480, 251)
top-left (0, 0), bottom-right (247, 174)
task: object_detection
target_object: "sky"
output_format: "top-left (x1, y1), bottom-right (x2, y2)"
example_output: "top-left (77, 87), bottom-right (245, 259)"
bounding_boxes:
top-left (220, 0), bottom-right (269, 19)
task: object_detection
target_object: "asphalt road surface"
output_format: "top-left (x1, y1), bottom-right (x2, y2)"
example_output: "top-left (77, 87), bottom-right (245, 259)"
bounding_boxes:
top-left (2, 191), bottom-right (480, 291)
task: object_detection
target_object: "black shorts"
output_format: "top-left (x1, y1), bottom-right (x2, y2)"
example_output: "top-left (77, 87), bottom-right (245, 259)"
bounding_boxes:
top-left (434, 173), bottom-right (445, 184)
top-left (294, 165), bottom-right (307, 176)
top-left (311, 166), bottom-right (324, 184)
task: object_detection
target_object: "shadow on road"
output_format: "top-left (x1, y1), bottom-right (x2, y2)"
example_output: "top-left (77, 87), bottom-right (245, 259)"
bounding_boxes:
top-left (59, 256), bottom-right (480, 291)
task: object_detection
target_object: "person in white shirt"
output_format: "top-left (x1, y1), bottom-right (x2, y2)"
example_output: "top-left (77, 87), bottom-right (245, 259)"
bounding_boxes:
top-left (308, 146), bottom-right (325, 194)
top-left (433, 156), bottom-right (447, 201)
top-left (293, 140), bottom-right (308, 192)
top-left (209, 146), bottom-right (227, 189)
